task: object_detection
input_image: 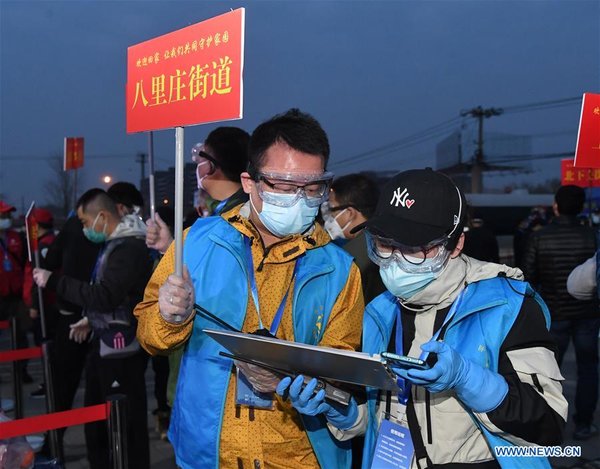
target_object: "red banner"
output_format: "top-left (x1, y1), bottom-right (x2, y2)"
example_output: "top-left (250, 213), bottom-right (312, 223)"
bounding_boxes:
top-left (126, 8), bottom-right (245, 133)
top-left (64, 137), bottom-right (85, 170)
top-left (561, 159), bottom-right (600, 187)
top-left (574, 92), bottom-right (600, 168)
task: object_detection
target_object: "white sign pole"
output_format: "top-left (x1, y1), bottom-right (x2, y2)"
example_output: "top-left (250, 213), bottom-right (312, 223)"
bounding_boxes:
top-left (148, 131), bottom-right (156, 220)
top-left (174, 127), bottom-right (185, 278)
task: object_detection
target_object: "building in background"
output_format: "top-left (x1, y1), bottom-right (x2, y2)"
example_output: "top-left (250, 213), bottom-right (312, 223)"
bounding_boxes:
top-left (141, 163), bottom-right (198, 216)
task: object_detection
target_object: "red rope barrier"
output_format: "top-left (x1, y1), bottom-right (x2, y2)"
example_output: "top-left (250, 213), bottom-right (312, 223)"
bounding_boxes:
top-left (0, 403), bottom-right (110, 439)
top-left (0, 320), bottom-right (9, 330)
top-left (0, 347), bottom-right (43, 363)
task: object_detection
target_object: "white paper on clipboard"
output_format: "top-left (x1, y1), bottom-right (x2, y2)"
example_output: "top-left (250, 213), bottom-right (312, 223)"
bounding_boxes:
top-left (204, 328), bottom-right (398, 391)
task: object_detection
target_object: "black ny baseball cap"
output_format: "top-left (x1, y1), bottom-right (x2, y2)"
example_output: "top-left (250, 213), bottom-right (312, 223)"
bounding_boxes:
top-left (353, 168), bottom-right (465, 247)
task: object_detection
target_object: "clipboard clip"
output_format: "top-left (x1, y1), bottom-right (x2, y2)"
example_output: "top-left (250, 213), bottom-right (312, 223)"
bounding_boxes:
top-left (218, 351), bottom-right (351, 406)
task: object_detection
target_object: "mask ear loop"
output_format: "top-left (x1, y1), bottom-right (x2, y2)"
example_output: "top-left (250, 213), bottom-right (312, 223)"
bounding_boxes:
top-left (249, 190), bottom-right (261, 216)
top-left (335, 208), bottom-right (353, 233)
top-left (196, 160), bottom-right (217, 183)
top-left (89, 212), bottom-right (101, 231)
top-left (207, 161), bottom-right (217, 175)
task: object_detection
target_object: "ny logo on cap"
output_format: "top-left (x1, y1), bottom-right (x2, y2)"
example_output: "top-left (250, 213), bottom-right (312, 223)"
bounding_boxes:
top-left (390, 187), bottom-right (415, 209)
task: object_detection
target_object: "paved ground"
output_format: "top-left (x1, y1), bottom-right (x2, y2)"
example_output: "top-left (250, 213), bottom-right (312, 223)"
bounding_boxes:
top-left (1, 329), bottom-right (598, 468)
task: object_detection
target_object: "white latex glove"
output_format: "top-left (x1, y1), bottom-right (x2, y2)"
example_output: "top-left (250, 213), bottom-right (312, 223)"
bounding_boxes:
top-left (146, 212), bottom-right (174, 254)
top-left (33, 268), bottom-right (52, 288)
top-left (158, 266), bottom-right (195, 324)
top-left (235, 361), bottom-right (281, 393)
top-left (69, 317), bottom-right (91, 343)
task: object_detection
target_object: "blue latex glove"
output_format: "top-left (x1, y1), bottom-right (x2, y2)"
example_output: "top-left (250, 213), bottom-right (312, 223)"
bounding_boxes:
top-left (392, 341), bottom-right (508, 413)
top-left (276, 375), bottom-right (358, 430)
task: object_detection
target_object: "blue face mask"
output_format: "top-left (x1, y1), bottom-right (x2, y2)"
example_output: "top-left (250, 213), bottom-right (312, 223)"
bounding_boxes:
top-left (252, 193), bottom-right (318, 237)
top-left (82, 213), bottom-right (107, 244)
top-left (379, 259), bottom-right (439, 300)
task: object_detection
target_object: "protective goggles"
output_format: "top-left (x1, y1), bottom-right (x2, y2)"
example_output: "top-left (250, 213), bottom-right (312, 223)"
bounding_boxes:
top-left (191, 143), bottom-right (219, 166)
top-left (254, 171), bottom-right (334, 208)
top-left (365, 230), bottom-right (452, 274)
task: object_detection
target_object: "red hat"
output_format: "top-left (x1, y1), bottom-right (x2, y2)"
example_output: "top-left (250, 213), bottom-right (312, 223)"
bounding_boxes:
top-left (0, 200), bottom-right (16, 214)
top-left (33, 208), bottom-right (53, 225)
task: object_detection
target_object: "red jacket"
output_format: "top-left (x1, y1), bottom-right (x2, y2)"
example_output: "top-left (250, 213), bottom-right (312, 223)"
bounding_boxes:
top-left (0, 229), bottom-right (25, 298)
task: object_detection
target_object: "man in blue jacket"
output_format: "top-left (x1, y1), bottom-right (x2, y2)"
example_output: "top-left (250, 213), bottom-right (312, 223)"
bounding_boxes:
top-left (281, 169), bottom-right (568, 469)
top-left (135, 109), bottom-right (364, 469)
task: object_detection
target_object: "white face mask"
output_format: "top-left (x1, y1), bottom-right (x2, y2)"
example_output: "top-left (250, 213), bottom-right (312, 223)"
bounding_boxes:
top-left (379, 260), bottom-right (439, 300)
top-left (0, 218), bottom-right (12, 230)
top-left (323, 209), bottom-right (350, 240)
top-left (251, 192), bottom-right (318, 237)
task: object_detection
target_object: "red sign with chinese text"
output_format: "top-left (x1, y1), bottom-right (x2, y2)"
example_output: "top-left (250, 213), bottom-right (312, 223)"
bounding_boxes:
top-left (63, 137), bottom-right (84, 171)
top-left (126, 8), bottom-right (245, 133)
top-left (561, 159), bottom-right (600, 187)
top-left (574, 92), bottom-right (600, 168)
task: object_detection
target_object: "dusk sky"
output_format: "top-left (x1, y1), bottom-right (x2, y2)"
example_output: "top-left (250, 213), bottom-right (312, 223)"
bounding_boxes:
top-left (1, 0), bottom-right (599, 213)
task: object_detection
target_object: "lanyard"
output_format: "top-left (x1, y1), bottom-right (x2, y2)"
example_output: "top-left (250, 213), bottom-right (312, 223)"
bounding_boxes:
top-left (213, 197), bottom-right (229, 215)
top-left (393, 288), bottom-right (468, 404)
top-left (243, 236), bottom-right (299, 336)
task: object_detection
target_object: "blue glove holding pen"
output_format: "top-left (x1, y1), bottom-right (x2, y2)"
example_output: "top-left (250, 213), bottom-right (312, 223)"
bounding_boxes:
top-left (392, 340), bottom-right (508, 413)
top-left (276, 375), bottom-right (358, 430)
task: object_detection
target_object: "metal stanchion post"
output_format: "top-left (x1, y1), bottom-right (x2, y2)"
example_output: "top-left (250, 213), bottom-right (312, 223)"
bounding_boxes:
top-left (10, 316), bottom-right (23, 419)
top-left (107, 394), bottom-right (128, 469)
top-left (42, 340), bottom-right (62, 461)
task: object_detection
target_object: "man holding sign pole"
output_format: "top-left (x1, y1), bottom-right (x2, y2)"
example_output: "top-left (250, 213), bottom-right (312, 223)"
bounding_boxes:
top-left (135, 109), bottom-right (364, 469)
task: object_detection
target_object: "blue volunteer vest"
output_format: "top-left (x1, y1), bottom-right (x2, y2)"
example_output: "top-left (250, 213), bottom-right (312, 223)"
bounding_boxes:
top-left (362, 277), bottom-right (552, 469)
top-left (169, 216), bottom-right (355, 469)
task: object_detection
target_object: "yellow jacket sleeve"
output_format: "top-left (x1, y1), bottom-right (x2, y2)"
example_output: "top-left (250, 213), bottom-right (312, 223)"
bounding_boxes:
top-left (134, 229), bottom-right (194, 356)
top-left (318, 262), bottom-right (364, 351)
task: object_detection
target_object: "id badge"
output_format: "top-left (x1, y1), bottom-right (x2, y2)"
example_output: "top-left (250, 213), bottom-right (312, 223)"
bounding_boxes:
top-left (370, 419), bottom-right (414, 469)
top-left (235, 368), bottom-right (274, 410)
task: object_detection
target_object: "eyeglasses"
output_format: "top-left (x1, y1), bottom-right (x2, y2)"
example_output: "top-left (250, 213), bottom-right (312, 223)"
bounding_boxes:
top-left (365, 231), bottom-right (452, 274)
top-left (321, 202), bottom-right (355, 216)
top-left (255, 171), bottom-right (333, 208)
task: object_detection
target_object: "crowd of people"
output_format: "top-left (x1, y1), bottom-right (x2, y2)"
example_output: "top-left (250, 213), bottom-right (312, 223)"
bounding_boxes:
top-left (0, 108), bottom-right (598, 469)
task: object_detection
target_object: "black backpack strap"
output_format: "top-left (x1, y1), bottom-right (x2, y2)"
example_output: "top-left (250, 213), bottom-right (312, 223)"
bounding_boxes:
top-left (406, 393), bottom-right (433, 469)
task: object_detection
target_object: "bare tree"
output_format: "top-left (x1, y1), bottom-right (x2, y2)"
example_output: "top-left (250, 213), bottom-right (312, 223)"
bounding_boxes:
top-left (44, 155), bottom-right (74, 217)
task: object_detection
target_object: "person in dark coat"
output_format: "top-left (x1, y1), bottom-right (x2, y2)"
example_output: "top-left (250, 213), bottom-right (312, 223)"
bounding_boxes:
top-left (38, 208), bottom-right (101, 454)
top-left (523, 185), bottom-right (599, 440)
top-left (34, 189), bottom-right (153, 469)
top-left (462, 212), bottom-right (499, 263)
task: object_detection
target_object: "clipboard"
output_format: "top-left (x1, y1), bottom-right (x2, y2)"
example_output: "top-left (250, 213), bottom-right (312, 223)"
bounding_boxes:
top-left (204, 328), bottom-right (399, 391)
